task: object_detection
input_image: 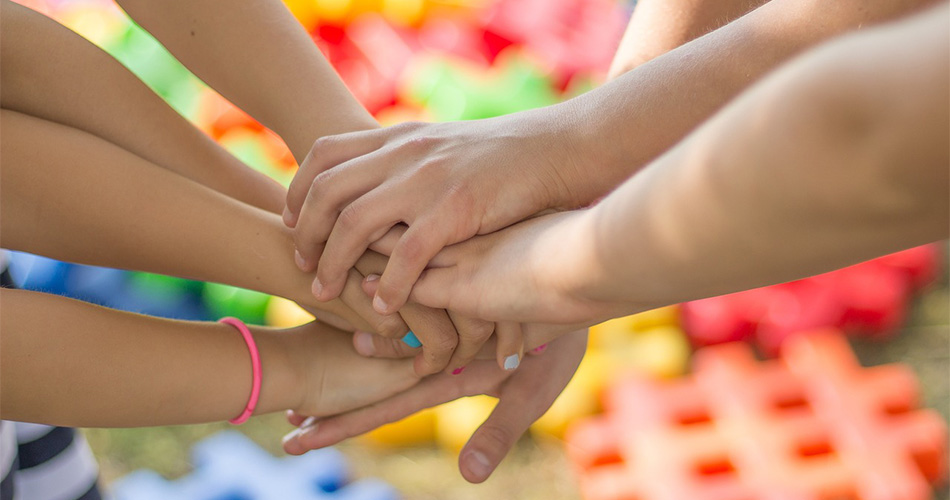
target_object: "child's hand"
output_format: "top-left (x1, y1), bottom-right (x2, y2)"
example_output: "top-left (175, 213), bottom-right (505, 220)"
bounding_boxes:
top-left (282, 322), bottom-right (421, 417)
top-left (282, 330), bottom-right (588, 484)
top-left (284, 111), bottom-right (596, 318)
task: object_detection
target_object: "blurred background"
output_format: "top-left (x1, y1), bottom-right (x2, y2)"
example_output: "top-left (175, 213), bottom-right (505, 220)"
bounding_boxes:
top-left (6, 0), bottom-right (949, 498)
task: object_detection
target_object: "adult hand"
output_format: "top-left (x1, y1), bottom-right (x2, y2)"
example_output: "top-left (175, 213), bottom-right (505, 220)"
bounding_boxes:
top-left (282, 330), bottom-right (588, 483)
top-left (284, 107), bottom-right (599, 317)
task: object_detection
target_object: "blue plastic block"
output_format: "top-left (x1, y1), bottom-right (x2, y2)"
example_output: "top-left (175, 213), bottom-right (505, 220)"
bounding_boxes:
top-left (5, 251), bottom-right (73, 295)
top-left (110, 432), bottom-right (401, 500)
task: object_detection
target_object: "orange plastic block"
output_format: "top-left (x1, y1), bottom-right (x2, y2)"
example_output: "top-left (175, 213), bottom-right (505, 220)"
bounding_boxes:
top-left (565, 330), bottom-right (947, 500)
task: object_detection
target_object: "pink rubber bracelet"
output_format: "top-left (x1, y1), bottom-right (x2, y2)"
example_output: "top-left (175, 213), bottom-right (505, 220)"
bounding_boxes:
top-left (219, 317), bottom-right (261, 425)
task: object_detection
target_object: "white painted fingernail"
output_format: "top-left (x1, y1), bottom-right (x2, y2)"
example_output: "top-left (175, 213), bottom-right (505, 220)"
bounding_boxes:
top-left (503, 354), bottom-right (521, 371)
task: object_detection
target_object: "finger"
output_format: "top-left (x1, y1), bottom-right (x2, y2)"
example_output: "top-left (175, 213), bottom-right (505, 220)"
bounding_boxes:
top-left (352, 330), bottom-right (421, 358)
top-left (399, 303), bottom-right (460, 376)
top-left (495, 321), bottom-right (524, 371)
top-left (366, 224), bottom-right (407, 256)
top-left (444, 313), bottom-right (494, 376)
top-left (361, 275), bottom-right (462, 375)
top-left (293, 154), bottom-right (392, 272)
top-left (458, 383), bottom-right (553, 483)
top-left (407, 266), bottom-right (460, 311)
top-left (285, 410), bottom-right (312, 427)
top-left (338, 268), bottom-right (409, 339)
top-left (282, 361), bottom-right (509, 455)
top-left (285, 130), bottom-right (388, 226)
top-left (311, 189), bottom-right (403, 302)
top-left (373, 219), bottom-right (454, 315)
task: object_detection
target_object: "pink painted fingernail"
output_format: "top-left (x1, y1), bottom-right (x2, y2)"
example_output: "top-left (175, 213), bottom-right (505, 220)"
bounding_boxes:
top-left (532, 343), bottom-right (548, 354)
top-left (452, 366), bottom-right (466, 375)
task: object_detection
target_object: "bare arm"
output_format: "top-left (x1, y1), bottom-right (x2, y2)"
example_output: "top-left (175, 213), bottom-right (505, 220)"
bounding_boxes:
top-left (406, 2), bottom-right (950, 324)
top-left (0, 288), bottom-right (417, 427)
top-left (114, 0), bottom-right (377, 160)
top-left (0, 0), bottom-right (285, 213)
top-left (608, 0), bottom-right (768, 78)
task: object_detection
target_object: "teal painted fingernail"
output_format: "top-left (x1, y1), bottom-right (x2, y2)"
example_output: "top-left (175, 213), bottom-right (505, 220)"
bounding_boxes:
top-left (401, 331), bottom-right (421, 348)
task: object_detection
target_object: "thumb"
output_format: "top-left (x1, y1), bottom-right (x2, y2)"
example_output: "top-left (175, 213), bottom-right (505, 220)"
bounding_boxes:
top-left (457, 393), bottom-right (548, 483)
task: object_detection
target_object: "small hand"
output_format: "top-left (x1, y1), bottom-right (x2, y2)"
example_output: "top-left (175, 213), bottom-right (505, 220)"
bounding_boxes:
top-left (284, 322), bottom-right (422, 417)
top-left (282, 331), bottom-right (588, 483)
top-left (284, 111), bottom-right (590, 317)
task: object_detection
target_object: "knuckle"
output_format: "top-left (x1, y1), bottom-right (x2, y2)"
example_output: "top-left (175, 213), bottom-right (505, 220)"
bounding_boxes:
top-left (375, 317), bottom-right (407, 338)
top-left (337, 203), bottom-right (365, 232)
top-left (310, 135), bottom-right (338, 153)
top-left (398, 232), bottom-right (431, 266)
top-left (461, 322), bottom-right (494, 343)
top-left (477, 424), bottom-right (515, 451)
top-left (430, 332), bottom-right (459, 354)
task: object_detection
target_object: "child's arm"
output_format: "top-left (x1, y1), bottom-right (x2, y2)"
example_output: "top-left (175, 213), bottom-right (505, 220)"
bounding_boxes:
top-left (284, 0), bottom-right (940, 318)
top-left (0, 288), bottom-right (418, 427)
top-left (607, 0), bottom-right (769, 79)
top-left (113, 0), bottom-right (377, 161)
top-left (0, 109), bottom-right (376, 332)
top-left (403, 2), bottom-right (950, 324)
top-left (0, 0), bottom-right (285, 214)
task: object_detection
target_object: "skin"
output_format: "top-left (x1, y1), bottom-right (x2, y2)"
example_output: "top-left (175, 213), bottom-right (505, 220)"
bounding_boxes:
top-left (284, 0), bottom-right (939, 321)
top-left (282, 0), bottom-right (759, 482)
top-left (398, 3), bottom-right (950, 325)
top-left (1, 0), bottom-right (493, 375)
top-left (0, 289), bottom-right (418, 427)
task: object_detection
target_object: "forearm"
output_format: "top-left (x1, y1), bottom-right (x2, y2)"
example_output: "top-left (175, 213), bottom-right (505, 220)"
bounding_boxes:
top-left (578, 4), bottom-right (949, 311)
top-left (608, 0), bottom-right (768, 78)
top-left (557, 0), bottom-right (939, 204)
top-left (0, 288), bottom-right (300, 427)
top-left (115, 0), bottom-right (377, 161)
top-left (0, 111), bottom-right (366, 328)
top-left (0, 0), bottom-right (284, 213)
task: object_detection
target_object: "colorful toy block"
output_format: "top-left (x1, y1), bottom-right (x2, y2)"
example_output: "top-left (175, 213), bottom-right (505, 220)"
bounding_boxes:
top-left (565, 330), bottom-right (947, 500)
top-left (681, 245), bottom-right (943, 355)
top-left (111, 431), bottom-right (401, 500)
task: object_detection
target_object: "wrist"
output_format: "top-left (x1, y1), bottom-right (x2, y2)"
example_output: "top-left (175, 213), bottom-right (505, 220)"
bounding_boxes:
top-left (252, 327), bottom-right (307, 414)
top-left (542, 99), bottom-right (633, 208)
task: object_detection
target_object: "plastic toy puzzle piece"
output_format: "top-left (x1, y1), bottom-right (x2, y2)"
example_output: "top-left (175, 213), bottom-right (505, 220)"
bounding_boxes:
top-left (566, 330), bottom-right (947, 500)
top-left (111, 432), bottom-right (401, 500)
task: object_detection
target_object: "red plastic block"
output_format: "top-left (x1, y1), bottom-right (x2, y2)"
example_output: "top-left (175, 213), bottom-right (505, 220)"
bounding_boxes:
top-left (680, 244), bottom-right (942, 355)
top-left (565, 331), bottom-right (947, 500)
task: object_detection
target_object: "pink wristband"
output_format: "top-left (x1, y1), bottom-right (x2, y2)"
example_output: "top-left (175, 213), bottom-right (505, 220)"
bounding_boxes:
top-left (219, 317), bottom-right (261, 425)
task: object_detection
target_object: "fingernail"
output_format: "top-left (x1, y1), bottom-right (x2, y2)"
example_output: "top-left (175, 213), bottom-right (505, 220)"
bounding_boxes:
top-left (465, 450), bottom-right (493, 480)
top-left (283, 417), bottom-right (318, 445)
top-left (282, 206), bottom-right (296, 227)
top-left (503, 354), bottom-right (521, 371)
top-left (311, 277), bottom-right (324, 298)
top-left (532, 343), bottom-right (548, 354)
top-left (295, 250), bottom-right (308, 271)
top-left (354, 331), bottom-right (376, 356)
top-left (452, 366), bottom-right (466, 375)
top-left (282, 427), bottom-right (303, 445)
top-left (401, 331), bottom-right (422, 348)
top-left (373, 294), bottom-right (389, 314)
top-left (365, 274), bottom-right (381, 283)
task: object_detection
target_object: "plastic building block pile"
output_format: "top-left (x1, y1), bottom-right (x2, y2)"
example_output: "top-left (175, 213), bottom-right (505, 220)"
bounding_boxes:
top-left (565, 330), bottom-right (948, 500)
top-left (681, 244), bottom-right (942, 355)
top-left (111, 432), bottom-right (400, 500)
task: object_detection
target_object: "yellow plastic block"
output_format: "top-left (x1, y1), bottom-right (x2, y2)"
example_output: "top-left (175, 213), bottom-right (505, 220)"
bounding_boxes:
top-left (265, 296), bottom-right (315, 328)
top-left (282, 0), bottom-right (321, 31)
top-left (616, 325), bottom-right (691, 379)
top-left (530, 350), bottom-right (620, 439)
top-left (435, 396), bottom-right (496, 453)
top-left (589, 306), bottom-right (681, 350)
top-left (362, 406), bottom-right (437, 447)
